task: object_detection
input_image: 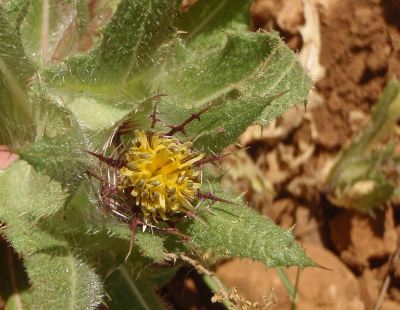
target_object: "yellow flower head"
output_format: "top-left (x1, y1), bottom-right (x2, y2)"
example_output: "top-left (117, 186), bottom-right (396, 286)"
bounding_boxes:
top-left (118, 130), bottom-right (204, 222)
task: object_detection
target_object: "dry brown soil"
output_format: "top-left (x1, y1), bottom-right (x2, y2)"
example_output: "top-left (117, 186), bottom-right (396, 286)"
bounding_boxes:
top-left (166, 0), bottom-right (400, 309)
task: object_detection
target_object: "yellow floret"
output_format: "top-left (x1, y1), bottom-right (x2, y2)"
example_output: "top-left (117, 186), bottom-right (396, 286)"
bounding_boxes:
top-left (118, 130), bottom-right (204, 222)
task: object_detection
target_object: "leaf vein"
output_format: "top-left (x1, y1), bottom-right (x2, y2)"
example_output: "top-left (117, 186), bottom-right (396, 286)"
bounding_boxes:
top-left (263, 44), bottom-right (297, 100)
top-left (68, 248), bottom-right (77, 310)
top-left (120, 265), bottom-right (151, 310)
top-left (185, 0), bottom-right (229, 42)
top-left (120, 2), bottom-right (152, 87)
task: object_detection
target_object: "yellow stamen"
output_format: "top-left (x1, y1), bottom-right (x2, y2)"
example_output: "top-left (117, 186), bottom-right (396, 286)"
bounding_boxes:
top-left (118, 130), bottom-right (203, 222)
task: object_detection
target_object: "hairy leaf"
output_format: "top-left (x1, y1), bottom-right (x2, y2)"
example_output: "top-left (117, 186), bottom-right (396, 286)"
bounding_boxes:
top-left (0, 5), bottom-right (35, 146)
top-left (43, 0), bottom-right (178, 88)
top-left (0, 0), bottom-right (30, 26)
top-left (326, 79), bottom-right (400, 211)
top-left (104, 264), bottom-right (177, 310)
top-left (177, 183), bottom-right (318, 269)
top-left (176, 0), bottom-right (252, 45)
top-left (20, 0), bottom-right (116, 66)
top-left (31, 83), bottom-right (79, 138)
top-left (149, 31), bottom-right (312, 154)
top-left (26, 245), bottom-right (103, 310)
top-left (15, 130), bottom-right (90, 194)
top-left (33, 0), bottom-right (178, 130)
top-left (0, 0), bottom-right (317, 307)
top-left (327, 79), bottom-right (400, 188)
top-left (0, 161), bottom-right (103, 309)
top-left (41, 181), bottom-right (157, 275)
top-left (0, 160), bottom-right (67, 219)
top-left (69, 184), bottom-right (166, 263)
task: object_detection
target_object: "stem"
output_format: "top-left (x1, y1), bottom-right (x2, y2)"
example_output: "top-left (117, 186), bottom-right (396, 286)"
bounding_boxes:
top-left (292, 266), bottom-right (300, 310)
top-left (276, 267), bottom-right (295, 299)
top-left (374, 228), bottom-right (400, 310)
top-left (202, 274), bottom-right (231, 309)
top-left (165, 253), bottom-right (230, 304)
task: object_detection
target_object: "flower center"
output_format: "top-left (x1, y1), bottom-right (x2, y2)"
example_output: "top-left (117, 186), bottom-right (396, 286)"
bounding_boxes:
top-left (118, 130), bottom-right (204, 222)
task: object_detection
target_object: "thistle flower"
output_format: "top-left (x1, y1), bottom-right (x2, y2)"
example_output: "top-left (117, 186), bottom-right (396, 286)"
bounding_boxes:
top-left (118, 130), bottom-right (204, 222)
top-left (87, 100), bottom-right (237, 252)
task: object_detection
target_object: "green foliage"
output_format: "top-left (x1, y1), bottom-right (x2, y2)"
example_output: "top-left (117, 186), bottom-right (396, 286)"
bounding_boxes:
top-left (325, 78), bottom-right (400, 212)
top-left (0, 4), bottom-right (35, 146)
top-left (0, 0), bottom-right (315, 308)
top-left (105, 265), bottom-right (177, 310)
top-left (16, 130), bottom-right (90, 194)
top-left (176, 183), bottom-right (317, 269)
top-left (150, 29), bottom-right (311, 155)
top-left (0, 161), bottom-right (103, 309)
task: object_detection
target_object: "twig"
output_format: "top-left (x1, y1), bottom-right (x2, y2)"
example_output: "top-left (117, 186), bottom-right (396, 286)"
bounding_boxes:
top-left (374, 210), bottom-right (400, 310)
top-left (164, 253), bottom-right (277, 310)
top-left (164, 252), bottom-right (229, 300)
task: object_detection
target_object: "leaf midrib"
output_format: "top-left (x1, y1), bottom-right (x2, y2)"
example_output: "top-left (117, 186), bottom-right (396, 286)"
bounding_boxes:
top-left (120, 1), bottom-right (152, 87)
top-left (120, 265), bottom-right (151, 310)
top-left (68, 248), bottom-right (77, 310)
top-left (199, 208), bottom-right (309, 266)
top-left (184, 0), bottom-right (229, 42)
top-left (0, 57), bottom-right (33, 123)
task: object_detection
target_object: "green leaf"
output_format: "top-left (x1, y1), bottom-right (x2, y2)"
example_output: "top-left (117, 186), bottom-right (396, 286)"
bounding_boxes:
top-left (26, 245), bottom-right (103, 310)
top-left (0, 0), bottom-right (318, 308)
top-left (94, 0), bottom-right (178, 85)
top-left (176, 0), bottom-right (252, 44)
top-left (0, 160), bottom-right (67, 219)
top-left (29, 0), bottom-right (179, 131)
top-left (31, 83), bottom-right (79, 138)
top-left (33, 177), bottom-right (156, 273)
top-left (135, 231), bottom-right (166, 263)
top-left (177, 183), bottom-right (318, 269)
top-left (148, 31), bottom-right (312, 154)
top-left (328, 79), bottom-right (400, 188)
top-left (104, 264), bottom-right (177, 310)
top-left (189, 94), bottom-right (279, 154)
top-left (44, 0), bottom-right (178, 89)
top-left (0, 160), bottom-right (103, 310)
top-left (92, 215), bottom-right (166, 265)
top-left (325, 78), bottom-right (400, 211)
top-left (20, 0), bottom-right (116, 66)
top-left (0, 5), bottom-right (35, 146)
top-left (64, 176), bottom-right (168, 266)
top-left (0, 0), bottom-right (30, 27)
top-left (15, 130), bottom-right (90, 194)
top-left (84, 222), bottom-right (167, 264)
top-left (21, 0), bottom-right (76, 66)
